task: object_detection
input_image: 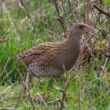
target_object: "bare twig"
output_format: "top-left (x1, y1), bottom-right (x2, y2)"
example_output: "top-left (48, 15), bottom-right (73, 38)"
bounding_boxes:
top-left (0, 38), bottom-right (8, 43)
top-left (103, 57), bottom-right (109, 69)
top-left (52, 0), bottom-right (66, 34)
top-left (19, 0), bottom-right (31, 20)
top-left (0, 57), bottom-right (11, 78)
top-left (93, 5), bottom-right (110, 17)
top-left (78, 80), bottom-right (81, 110)
top-left (58, 70), bottom-right (78, 110)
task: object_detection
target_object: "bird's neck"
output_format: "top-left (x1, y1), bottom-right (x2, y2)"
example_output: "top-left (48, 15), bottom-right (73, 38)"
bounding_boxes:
top-left (61, 32), bottom-right (81, 70)
top-left (66, 32), bottom-right (81, 48)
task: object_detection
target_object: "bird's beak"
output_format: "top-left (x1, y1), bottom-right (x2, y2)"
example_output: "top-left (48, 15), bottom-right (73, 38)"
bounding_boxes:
top-left (84, 25), bottom-right (95, 34)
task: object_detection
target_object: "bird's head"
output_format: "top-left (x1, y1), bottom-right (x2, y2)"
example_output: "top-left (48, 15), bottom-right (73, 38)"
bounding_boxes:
top-left (69, 23), bottom-right (94, 37)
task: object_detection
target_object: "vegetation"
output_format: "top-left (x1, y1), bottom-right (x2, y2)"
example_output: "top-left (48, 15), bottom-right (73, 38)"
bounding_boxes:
top-left (0, 0), bottom-right (110, 110)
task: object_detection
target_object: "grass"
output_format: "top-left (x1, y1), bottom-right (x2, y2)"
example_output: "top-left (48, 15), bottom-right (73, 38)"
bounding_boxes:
top-left (0, 0), bottom-right (110, 110)
top-left (0, 72), bottom-right (110, 110)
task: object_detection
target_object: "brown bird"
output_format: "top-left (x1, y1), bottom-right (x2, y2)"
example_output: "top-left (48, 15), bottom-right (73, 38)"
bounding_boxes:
top-left (16, 23), bottom-right (94, 79)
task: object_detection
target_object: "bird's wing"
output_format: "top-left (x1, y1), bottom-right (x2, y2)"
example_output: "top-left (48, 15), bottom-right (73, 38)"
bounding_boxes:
top-left (16, 43), bottom-right (50, 65)
top-left (16, 42), bottom-right (62, 65)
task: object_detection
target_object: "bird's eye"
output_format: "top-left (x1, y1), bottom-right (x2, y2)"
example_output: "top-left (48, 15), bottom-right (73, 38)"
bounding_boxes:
top-left (79, 25), bottom-right (84, 29)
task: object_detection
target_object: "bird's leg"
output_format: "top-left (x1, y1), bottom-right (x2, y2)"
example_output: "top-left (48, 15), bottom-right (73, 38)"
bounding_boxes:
top-left (37, 77), bottom-right (44, 90)
top-left (48, 75), bottom-right (65, 89)
top-left (38, 77), bottom-right (42, 85)
top-left (25, 72), bottom-right (30, 90)
top-left (48, 78), bottom-right (55, 88)
top-left (24, 72), bottom-right (35, 109)
top-left (24, 72), bottom-right (32, 98)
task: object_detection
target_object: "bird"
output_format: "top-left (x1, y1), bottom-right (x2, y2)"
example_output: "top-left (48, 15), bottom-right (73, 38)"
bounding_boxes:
top-left (16, 23), bottom-right (94, 83)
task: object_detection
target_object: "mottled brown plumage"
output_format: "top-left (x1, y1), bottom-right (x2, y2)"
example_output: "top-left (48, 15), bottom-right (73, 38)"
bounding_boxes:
top-left (16, 23), bottom-right (94, 77)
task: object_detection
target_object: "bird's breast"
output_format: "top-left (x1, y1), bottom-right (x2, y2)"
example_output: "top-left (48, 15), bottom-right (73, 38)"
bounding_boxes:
top-left (59, 42), bottom-right (80, 70)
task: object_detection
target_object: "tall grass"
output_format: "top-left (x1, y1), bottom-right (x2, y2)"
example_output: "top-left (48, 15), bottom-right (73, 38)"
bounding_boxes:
top-left (0, 0), bottom-right (110, 110)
